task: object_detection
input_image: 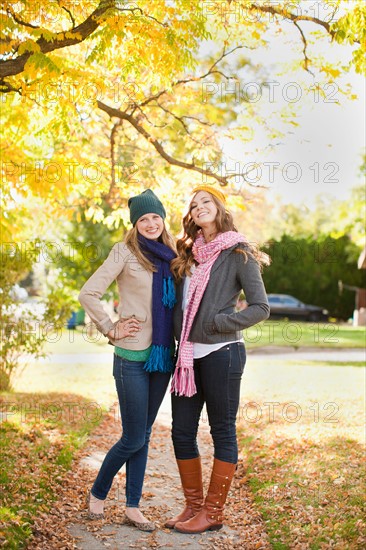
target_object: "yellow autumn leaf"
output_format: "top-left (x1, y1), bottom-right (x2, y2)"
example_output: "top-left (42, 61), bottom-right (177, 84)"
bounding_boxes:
top-left (321, 66), bottom-right (341, 78)
top-left (18, 40), bottom-right (41, 56)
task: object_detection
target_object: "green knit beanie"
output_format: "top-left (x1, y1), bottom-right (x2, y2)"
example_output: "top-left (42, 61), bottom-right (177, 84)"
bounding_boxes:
top-left (128, 189), bottom-right (166, 226)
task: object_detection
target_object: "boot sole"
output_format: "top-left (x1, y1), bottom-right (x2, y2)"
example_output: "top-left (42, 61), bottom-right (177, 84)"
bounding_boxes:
top-left (165, 518), bottom-right (195, 529)
top-left (165, 511), bottom-right (202, 529)
top-left (175, 524), bottom-right (223, 534)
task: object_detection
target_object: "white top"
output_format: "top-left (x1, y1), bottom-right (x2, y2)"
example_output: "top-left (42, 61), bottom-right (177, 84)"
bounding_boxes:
top-left (182, 270), bottom-right (242, 359)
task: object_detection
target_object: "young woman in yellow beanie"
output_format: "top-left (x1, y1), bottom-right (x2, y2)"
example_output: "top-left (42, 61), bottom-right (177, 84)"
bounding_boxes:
top-left (166, 185), bottom-right (269, 534)
top-left (79, 189), bottom-right (176, 531)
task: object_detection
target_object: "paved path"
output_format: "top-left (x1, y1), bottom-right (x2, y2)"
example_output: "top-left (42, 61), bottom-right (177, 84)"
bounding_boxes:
top-left (66, 420), bottom-right (241, 549)
top-left (49, 405), bottom-right (269, 550)
top-left (28, 397), bottom-right (270, 549)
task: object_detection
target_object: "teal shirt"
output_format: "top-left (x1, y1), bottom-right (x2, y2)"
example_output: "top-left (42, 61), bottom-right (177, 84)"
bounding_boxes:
top-left (114, 346), bottom-right (152, 362)
top-left (114, 343), bottom-right (175, 362)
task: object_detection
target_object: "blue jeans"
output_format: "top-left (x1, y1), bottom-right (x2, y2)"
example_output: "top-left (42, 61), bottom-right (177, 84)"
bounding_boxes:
top-left (91, 355), bottom-right (170, 507)
top-left (171, 342), bottom-right (246, 464)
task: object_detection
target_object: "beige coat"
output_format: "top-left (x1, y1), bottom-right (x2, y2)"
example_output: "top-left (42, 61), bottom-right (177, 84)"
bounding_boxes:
top-left (78, 242), bottom-right (153, 350)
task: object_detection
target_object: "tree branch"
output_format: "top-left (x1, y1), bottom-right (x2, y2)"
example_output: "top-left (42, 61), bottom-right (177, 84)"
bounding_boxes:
top-left (156, 102), bottom-right (211, 146)
top-left (181, 115), bottom-right (213, 127)
top-left (0, 80), bottom-right (21, 94)
top-left (96, 99), bottom-right (259, 186)
top-left (61, 6), bottom-right (76, 29)
top-left (249, 3), bottom-right (332, 35)
top-left (6, 7), bottom-right (40, 29)
top-left (116, 7), bottom-right (168, 27)
top-left (249, 2), bottom-right (360, 45)
top-left (104, 119), bottom-right (123, 207)
top-left (293, 21), bottom-right (315, 76)
top-left (97, 100), bottom-right (231, 185)
top-left (0, 0), bottom-right (115, 79)
top-left (96, 46), bottom-right (262, 186)
top-left (139, 45), bottom-right (249, 109)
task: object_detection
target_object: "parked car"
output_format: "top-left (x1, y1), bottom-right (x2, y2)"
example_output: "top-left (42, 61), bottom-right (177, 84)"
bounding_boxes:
top-left (267, 294), bottom-right (329, 322)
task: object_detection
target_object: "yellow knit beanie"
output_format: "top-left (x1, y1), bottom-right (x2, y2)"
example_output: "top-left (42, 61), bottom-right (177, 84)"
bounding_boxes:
top-left (192, 185), bottom-right (226, 205)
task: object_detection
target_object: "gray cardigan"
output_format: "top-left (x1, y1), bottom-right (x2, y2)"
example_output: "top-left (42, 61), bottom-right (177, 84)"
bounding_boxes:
top-left (173, 244), bottom-right (270, 344)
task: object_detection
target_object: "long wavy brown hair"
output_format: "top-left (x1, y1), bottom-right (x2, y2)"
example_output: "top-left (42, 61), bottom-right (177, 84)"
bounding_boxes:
top-left (125, 224), bottom-right (176, 272)
top-left (171, 192), bottom-right (270, 281)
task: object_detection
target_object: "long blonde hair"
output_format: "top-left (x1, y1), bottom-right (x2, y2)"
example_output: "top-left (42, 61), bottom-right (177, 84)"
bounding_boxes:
top-left (171, 193), bottom-right (270, 281)
top-left (125, 224), bottom-right (176, 272)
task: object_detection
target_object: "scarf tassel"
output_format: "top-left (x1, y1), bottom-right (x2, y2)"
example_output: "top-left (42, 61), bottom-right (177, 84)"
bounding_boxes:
top-left (170, 365), bottom-right (197, 397)
top-left (162, 277), bottom-right (176, 309)
top-left (144, 344), bottom-right (173, 373)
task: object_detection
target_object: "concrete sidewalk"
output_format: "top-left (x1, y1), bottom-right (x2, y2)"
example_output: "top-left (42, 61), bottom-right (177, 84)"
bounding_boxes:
top-left (65, 408), bottom-right (256, 550)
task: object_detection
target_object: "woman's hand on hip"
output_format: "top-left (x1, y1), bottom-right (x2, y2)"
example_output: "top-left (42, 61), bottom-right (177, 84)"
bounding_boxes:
top-left (107, 318), bottom-right (142, 340)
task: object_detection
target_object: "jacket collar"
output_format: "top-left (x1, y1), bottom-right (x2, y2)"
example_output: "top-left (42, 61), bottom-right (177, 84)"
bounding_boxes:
top-left (210, 244), bottom-right (239, 275)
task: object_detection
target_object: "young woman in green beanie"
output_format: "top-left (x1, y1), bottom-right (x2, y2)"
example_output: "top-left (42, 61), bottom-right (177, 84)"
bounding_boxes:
top-left (166, 185), bottom-right (269, 534)
top-left (79, 189), bottom-right (176, 531)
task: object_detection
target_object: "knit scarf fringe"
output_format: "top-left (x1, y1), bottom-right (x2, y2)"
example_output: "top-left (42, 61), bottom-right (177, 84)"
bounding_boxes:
top-left (170, 362), bottom-right (196, 397)
top-left (144, 344), bottom-right (173, 373)
top-left (162, 277), bottom-right (176, 309)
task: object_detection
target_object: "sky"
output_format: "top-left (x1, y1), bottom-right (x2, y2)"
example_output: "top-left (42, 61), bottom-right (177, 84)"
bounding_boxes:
top-left (203, 2), bottom-right (365, 207)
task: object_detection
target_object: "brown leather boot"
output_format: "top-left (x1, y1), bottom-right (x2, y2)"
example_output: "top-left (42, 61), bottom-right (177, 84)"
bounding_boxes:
top-left (164, 457), bottom-right (203, 529)
top-left (174, 458), bottom-right (236, 534)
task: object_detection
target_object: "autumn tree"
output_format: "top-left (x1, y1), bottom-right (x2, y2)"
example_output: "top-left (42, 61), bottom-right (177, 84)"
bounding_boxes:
top-left (1, 1), bottom-right (365, 387)
top-left (1, 0), bottom-right (365, 238)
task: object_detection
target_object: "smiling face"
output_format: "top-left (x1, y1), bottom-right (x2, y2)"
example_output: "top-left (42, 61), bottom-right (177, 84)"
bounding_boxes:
top-left (136, 213), bottom-right (164, 240)
top-left (189, 191), bottom-right (218, 231)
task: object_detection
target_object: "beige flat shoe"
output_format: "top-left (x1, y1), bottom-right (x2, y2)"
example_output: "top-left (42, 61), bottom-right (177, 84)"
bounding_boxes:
top-left (87, 491), bottom-right (104, 520)
top-left (124, 513), bottom-right (156, 532)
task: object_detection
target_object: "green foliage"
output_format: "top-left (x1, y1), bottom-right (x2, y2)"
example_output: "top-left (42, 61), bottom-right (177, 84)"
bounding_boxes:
top-left (331, 184), bottom-right (366, 248)
top-left (266, 185), bottom-right (366, 248)
top-left (0, 249), bottom-right (73, 391)
top-left (0, 250), bottom-right (35, 391)
top-left (262, 234), bottom-right (365, 320)
top-left (54, 205), bottom-right (124, 300)
top-left (332, 1), bottom-right (366, 74)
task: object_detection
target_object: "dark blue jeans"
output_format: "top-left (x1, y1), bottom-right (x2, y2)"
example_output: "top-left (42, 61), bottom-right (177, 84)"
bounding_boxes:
top-left (171, 342), bottom-right (246, 464)
top-left (91, 355), bottom-right (170, 507)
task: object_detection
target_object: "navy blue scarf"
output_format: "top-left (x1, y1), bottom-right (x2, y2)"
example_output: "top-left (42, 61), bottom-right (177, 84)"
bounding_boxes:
top-left (138, 235), bottom-right (176, 373)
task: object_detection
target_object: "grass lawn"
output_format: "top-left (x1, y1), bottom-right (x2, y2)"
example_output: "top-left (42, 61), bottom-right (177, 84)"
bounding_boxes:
top-left (42, 325), bottom-right (111, 354)
top-left (0, 392), bottom-right (106, 549)
top-left (238, 356), bottom-right (366, 549)
top-left (244, 320), bottom-right (366, 349)
top-left (13, 330), bottom-right (115, 408)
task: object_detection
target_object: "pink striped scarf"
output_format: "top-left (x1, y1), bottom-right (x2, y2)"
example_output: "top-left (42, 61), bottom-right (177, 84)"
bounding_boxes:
top-left (170, 230), bottom-right (248, 397)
